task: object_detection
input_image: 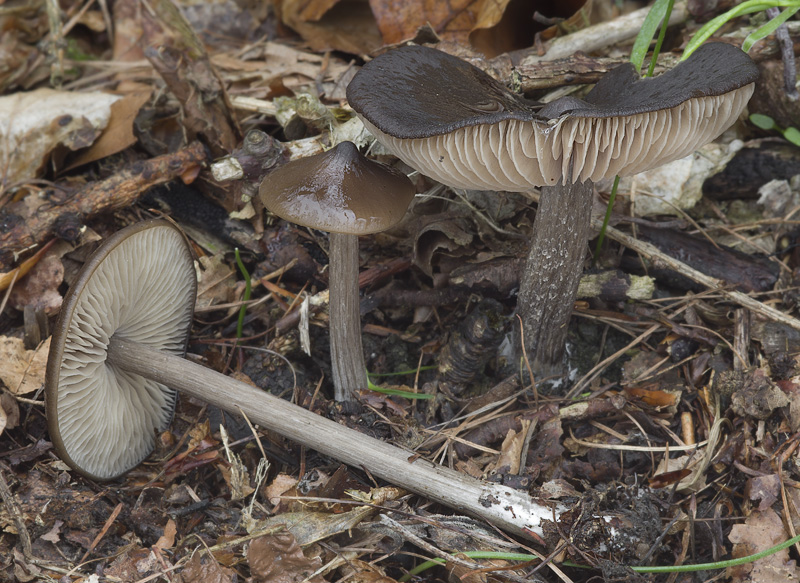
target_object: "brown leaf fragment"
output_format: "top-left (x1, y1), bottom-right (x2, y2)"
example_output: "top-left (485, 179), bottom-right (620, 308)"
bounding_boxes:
top-left (0, 336), bottom-right (50, 395)
top-left (179, 552), bottom-right (237, 583)
top-left (248, 532), bottom-right (325, 583)
top-left (731, 368), bottom-right (790, 420)
top-left (728, 507), bottom-right (800, 582)
top-left (0, 88), bottom-right (120, 185)
top-left (154, 518), bottom-right (177, 551)
top-left (65, 91), bottom-right (153, 172)
top-left (277, 0), bottom-right (383, 55)
top-left (491, 425), bottom-right (525, 475)
top-left (413, 214), bottom-right (474, 277)
top-left (9, 253), bottom-right (64, 316)
top-left (0, 394), bottom-right (20, 436)
top-left (746, 474), bottom-right (781, 512)
top-left (38, 520), bottom-right (62, 544)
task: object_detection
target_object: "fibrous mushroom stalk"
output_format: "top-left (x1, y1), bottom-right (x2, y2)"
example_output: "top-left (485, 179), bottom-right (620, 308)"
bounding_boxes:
top-left (329, 232), bottom-right (368, 400)
top-left (517, 177), bottom-right (594, 379)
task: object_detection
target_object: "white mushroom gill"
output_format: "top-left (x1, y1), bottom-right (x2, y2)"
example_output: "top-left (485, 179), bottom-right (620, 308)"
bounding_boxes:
top-left (55, 226), bottom-right (195, 479)
top-left (361, 83), bottom-right (754, 191)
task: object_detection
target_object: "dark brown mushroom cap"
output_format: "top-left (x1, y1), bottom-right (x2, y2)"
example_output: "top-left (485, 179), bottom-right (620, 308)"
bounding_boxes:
top-left (259, 141), bottom-right (415, 235)
top-left (539, 42), bottom-right (759, 119)
top-left (45, 220), bottom-right (196, 481)
top-left (346, 46), bottom-right (539, 140)
top-left (347, 43), bottom-right (759, 189)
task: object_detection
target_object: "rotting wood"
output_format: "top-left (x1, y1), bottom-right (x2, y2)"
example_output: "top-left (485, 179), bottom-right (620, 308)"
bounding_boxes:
top-left (623, 225), bottom-right (779, 293)
top-left (0, 142), bottom-right (208, 271)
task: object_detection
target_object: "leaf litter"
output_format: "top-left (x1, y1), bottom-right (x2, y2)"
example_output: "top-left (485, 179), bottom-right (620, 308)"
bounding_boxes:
top-left (1, 0), bottom-right (800, 581)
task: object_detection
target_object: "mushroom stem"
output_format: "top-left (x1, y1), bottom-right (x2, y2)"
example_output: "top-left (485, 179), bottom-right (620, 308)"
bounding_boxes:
top-left (105, 336), bottom-right (558, 539)
top-left (516, 179), bottom-right (594, 381)
top-left (328, 232), bottom-right (368, 401)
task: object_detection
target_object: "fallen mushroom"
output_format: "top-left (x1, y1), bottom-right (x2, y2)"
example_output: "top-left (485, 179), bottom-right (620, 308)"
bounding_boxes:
top-left (347, 42), bottom-right (758, 381)
top-left (259, 141), bottom-right (415, 402)
top-left (45, 219), bottom-right (560, 538)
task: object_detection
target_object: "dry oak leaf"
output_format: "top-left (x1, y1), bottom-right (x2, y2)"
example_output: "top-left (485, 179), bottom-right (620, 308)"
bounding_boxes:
top-left (276, 0), bottom-right (383, 55)
top-left (369, 0), bottom-right (511, 46)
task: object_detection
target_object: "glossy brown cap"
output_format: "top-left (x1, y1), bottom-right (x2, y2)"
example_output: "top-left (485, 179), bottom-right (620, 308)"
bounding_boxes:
top-left (259, 141), bottom-right (415, 235)
top-left (347, 43), bottom-right (758, 189)
top-left (45, 220), bottom-right (196, 480)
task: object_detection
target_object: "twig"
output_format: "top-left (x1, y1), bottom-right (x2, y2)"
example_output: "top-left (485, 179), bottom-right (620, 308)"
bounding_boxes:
top-left (0, 465), bottom-right (32, 558)
top-left (522, 2), bottom-right (688, 63)
top-left (599, 221), bottom-right (800, 333)
top-left (79, 502), bottom-right (123, 563)
top-left (766, 7), bottom-right (799, 101)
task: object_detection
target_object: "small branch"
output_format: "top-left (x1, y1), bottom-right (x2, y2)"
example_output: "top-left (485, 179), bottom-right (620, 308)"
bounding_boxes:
top-left (600, 221), bottom-right (800, 332)
top-left (0, 142), bottom-right (208, 271)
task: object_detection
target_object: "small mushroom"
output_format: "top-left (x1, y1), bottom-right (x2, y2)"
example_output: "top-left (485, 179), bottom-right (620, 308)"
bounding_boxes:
top-left (45, 219), bottom-right (559, 539)
top-left (347, 42), bottom-right (758, 379)
top-left (259, 141), bottom-right (415, 402)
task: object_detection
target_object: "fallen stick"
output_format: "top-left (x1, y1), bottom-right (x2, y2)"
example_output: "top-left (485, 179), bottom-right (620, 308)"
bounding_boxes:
top-left (599, 220), bottom-right (800, 332)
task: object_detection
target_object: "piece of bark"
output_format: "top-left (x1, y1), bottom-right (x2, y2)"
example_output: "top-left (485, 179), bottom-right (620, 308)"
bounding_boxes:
top-left (141, 0), bottom-right (241, 165)
top-left (703, 139), bottom-right (800, 200)
top-left (513, 54), bottom-right (671, 93)
top-left (0, 142), bottom-right (208, 271)
top-left (621, 226), bottom-right (779, 293)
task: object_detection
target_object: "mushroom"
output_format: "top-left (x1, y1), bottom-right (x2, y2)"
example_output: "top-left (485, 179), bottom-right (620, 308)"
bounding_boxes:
top-left (45, 219), bottom-right (560, 538)
top-left (259, 141), bottom-right (415, 402)
top-left (346, 42), bottom-right (758, 380)
top-left (46, 221), bottom-right (195, 480)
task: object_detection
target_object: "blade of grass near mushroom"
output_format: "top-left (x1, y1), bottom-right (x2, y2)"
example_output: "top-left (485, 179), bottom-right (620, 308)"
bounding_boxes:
top-left (346, 42), bottom-right (759, 384)
top-left (46, 219), bottom-right (564, 540)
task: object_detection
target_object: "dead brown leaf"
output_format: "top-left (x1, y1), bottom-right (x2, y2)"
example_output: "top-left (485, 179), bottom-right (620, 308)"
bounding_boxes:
top-left (0, 336), bottom-right (50, 395)
top-left (727, 507), bottom-right (800, 581)
top-left (65, 90), bottom-right (153, 172)
top-left (248, 532), bottom-right (325, 583)
top-left (9, 253), bottom-right (64, 316)
top-left (154, 518), bottom-right (177, 550)
top-left (179, 552), bottom-right (237, 583)
top-left (276, 0), bottom-right (383, 55)
top-left (0, 88), bottom-right (120, 185)
top-left (369, 0), bottom-right (511, 47)
top-left (0, 393), bottom-right (20, 437)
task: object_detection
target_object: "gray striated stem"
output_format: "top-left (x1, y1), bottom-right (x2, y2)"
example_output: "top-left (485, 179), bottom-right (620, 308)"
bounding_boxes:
top-left (328, 232), bottom-right (368, 401)
top-left (516, 179), bottom-right (594, 381)
top-left (106, 337), bottom-right (559, 538)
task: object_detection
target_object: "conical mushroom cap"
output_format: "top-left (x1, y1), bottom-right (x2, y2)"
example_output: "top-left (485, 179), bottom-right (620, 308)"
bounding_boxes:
top-left (259, 141), bottom-right (415, 235)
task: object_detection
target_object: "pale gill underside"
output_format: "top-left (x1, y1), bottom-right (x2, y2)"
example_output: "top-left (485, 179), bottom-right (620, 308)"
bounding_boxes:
top-left (362, 84), bottom-right (754, 191)
top-left (55, 227), bottom-right (195, 479)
